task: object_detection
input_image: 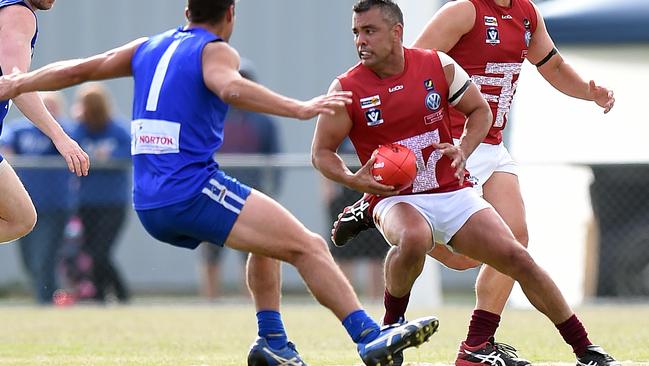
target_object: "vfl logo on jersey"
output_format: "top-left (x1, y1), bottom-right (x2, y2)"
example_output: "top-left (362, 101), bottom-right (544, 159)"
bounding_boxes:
top-left (388, 84), bottom-right (404, 93)
top-left (484, 16), bottom-right (498, 26)
top-left (365, 108), bottom-right (384, 126)
top-left (424, 79), bottom-right (435, 91)
top-left (425, 92), bottom-right (441, 111)
top-left (360, 95), bottom-right (381, 109)
top-left (486, 27), bottom-right (500, 44)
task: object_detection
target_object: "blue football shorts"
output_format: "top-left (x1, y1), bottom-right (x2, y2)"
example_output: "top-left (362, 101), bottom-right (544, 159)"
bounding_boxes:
top-left (136, 170), bottom-right (252, 249)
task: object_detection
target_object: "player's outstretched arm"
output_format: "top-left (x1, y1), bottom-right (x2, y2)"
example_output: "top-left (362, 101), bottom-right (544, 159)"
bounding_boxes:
top-left (527, 3), bottom-right (614, 113)
top-left (0, 6), bottom-right (91, 176)
top-left (311, 79), bottom-right (399, 196)
top-left (202, 42), bottom-right (352, 120)
top-left (411, 0), bottom-right (475, 51)
top-left (0, 38), bottom-right (146, 101)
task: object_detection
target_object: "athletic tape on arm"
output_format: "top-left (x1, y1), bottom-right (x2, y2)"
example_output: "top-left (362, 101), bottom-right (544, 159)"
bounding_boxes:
top-left (438, 52), bottom-right (471, 106)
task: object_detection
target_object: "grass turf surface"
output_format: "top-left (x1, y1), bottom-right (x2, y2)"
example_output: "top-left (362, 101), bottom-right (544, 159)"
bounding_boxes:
top-left (0, 303), bottom-right (647, 365)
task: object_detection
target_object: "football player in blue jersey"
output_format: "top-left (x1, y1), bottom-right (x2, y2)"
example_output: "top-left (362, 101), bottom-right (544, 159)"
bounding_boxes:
top-left (0, 0), bottom-right (89, 244)
top-left (0, 1), bottom-right (440, 365)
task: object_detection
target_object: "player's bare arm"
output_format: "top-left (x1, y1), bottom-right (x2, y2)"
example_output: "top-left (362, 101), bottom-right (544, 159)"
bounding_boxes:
top-left (527, 2), bottom-right (614, 113)
top-left (3, 38), bottom-right (145, 101)
top-left (437, 52), bottom-right (491, 182)
top-left (202, 42), bottom-right (351, 120)
top-left (311, 79), bottom-right (399, 197)
top-left (0, 5), bottom-right (90, 176)
top-left (411, 0), bottom-right (475, 51)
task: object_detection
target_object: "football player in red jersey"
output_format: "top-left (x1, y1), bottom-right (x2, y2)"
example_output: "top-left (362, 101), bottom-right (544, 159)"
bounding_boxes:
top-left (314, 1), bottom-right (620, 366)
top-left (412, 1), bottom-right (615, 365)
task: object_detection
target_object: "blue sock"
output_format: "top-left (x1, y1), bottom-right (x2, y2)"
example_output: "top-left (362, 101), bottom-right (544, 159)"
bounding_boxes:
top-left (342, 309), bottom-right (381, 344)
top-left (257, 310), bottom-right (288, 350)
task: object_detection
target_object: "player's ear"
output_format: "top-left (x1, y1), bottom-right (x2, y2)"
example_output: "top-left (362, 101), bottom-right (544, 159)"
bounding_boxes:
top-left (226, 4), bottom-right (235, 22)
top-left (184, 7), bottom-right (190, 21)
top-left (393, 23), bottom-right (404, 43)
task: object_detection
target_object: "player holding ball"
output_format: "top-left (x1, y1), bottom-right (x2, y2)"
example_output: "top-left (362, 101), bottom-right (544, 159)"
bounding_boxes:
top-left (312, 1), bottom-right (620, 365)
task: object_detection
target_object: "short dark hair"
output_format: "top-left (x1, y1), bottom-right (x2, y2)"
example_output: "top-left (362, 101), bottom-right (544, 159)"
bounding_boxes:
top-left (187, 0), bottom-right (235, 24)
top-left (353, 0), bottom-right (404, 27)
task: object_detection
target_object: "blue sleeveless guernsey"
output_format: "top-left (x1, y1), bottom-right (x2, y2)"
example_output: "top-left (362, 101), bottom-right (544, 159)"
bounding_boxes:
top-left (0, 0), bottom-right (38, 137)
top-left (131, 27), bottom-right (229, 209)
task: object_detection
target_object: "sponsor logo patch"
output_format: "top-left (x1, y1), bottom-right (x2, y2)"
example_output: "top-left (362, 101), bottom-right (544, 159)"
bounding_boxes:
top-left (425, 92), bottom-right (442, 111)
top-left (523, 18), bottom-right (532, 47)
top-left (484, 16), bottom-right (498, 26)
top-left (131, 119), bottom-right (181, 155)
top-left (424, 79), bottom-right (435, 91)
top-left (388, 84), bottom-right (404, 93)
top-left (360, 95), bottom-right (381, 109)
top-left (424, 110), bottom-right (444, 125)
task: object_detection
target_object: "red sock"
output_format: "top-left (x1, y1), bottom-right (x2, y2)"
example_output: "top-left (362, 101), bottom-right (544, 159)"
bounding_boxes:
top-left (465, 309), bottom-right (501, 347)
top-left (382, 289), bottom-right (410, 325)
top-left (556, 314), bottom-right (592, 357)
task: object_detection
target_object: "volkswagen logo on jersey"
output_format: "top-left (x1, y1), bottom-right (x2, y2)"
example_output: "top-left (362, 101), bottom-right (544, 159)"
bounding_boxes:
top-left (486, 27), bottom-right (500, 44)
top-left (365, 108), bottom-right (384, 126)
top-left (425, 91), bottom-right (441, 111)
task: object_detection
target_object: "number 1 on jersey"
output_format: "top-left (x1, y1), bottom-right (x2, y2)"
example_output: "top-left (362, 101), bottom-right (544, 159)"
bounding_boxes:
top-left (145, 39), bottom-right (182, 112)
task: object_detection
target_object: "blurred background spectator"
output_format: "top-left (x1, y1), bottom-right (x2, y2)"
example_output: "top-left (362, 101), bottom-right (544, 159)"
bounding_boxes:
top-left (198, 59), bottom-right (282, 300)
top-left (70, 83), bottom-right (131, 303)
top-left (0, 91), bottom-right (73, 305)
top-left (321, 138), bottom-right (388, 301)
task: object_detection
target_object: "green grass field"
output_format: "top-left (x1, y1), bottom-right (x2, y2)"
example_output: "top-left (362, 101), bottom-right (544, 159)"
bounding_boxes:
top-left (0, 302), bottom-right (647, 365)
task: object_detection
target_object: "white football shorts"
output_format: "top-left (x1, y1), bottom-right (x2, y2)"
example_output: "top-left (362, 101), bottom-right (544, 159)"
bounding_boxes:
top-left (454, 139), bottom-right (518, 196)
top-left (373, 187), bottom-right (492, 250)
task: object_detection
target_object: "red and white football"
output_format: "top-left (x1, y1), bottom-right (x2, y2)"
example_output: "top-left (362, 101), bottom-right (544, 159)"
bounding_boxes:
top-left (371, 143), bottom-right (417, 189)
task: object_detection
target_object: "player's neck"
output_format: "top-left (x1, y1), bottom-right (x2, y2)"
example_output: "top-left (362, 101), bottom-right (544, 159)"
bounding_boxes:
top-left (186, 22), bottom-right (229, 41)
top-left (368, 47), bottom-right (405, 79)
top-left (492, 0), bottom-right (512, 7)
top-left (23, 0), bottom-right (35, 11)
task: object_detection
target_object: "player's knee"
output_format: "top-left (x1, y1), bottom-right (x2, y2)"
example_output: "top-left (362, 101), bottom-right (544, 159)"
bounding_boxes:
top-left (13, 208), bottom-right (37, 240)
top-left (286, 233), bottom-right (328, 264)
top-left (501, 245), bottom-right (534, 279)
top-left (395, 231), bottom-right (430, 262)
top-left (308, 234), bottom-right (329, 256)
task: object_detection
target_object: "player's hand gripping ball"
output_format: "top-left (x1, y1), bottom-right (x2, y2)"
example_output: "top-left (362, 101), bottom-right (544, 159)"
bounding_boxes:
top-left (371, 143), bottom-right (417, 190)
